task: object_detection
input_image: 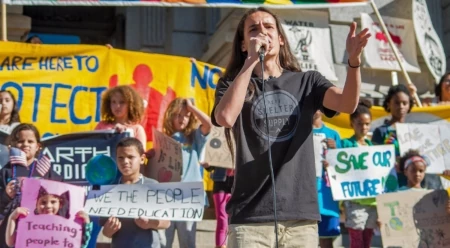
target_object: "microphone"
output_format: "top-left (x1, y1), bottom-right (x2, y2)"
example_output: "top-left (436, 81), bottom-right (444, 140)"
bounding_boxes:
top-left (258, 46), bottom-right (265, 62)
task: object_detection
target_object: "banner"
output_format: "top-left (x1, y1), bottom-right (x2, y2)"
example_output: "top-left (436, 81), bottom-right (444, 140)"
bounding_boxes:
top-left (361, 13), bottom-right (420, 72)
top-left (396, 123), bottom-right (450, 174)
top-left (85, 181), bottom-right (204, 221)
top-left (41, 130), bottom-right (130, 185)
top-left (377, 189), bottom-right (450, 247)
top-left (323, 105), bottom-right (450, 141)
top-left (326, 145), bottom-right (397, 200)
top-left (413, 0), bottom-right (447, 82)
top-left (146, 128), bottom-right (182, 182)
top-left (0, 42), bottom-right (221, 146)
top-left (278, 10), bottom-right (338, 81)
top-left (203, 126), bottom-right (234, 169)
top-left (3, 0), bottom-right (368, 8)
top-left (16, 178), bottom-right (86, 248)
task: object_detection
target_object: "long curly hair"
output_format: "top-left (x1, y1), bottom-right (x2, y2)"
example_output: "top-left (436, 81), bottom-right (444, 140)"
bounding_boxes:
top-left (100, 85), bottom-right (144, 124)
top-left (163, 98), bottom-right (198, 141)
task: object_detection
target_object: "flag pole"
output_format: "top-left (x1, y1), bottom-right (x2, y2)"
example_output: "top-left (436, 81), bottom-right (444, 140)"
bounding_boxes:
top-left (369, 0), bottom-right (422, 107)
top-left (1, 1), bottom-right (6, 41)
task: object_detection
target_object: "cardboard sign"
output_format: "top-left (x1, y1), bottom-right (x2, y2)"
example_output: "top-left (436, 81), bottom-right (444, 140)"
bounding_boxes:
top-left (377, 189), bottom-right (450, 247)
top-left (326, 145), bottom-right (398, 200)
top-left (313, 133), bottom-right (326, 177)
top-left (396, 123), bottom-right (450, 174)
top-left (204, 126), bottom-right (234, 169)
top-left (42, 130), bottom-right (130, 185)
top-left (16, 178), bottom-right (86, 248)
top-left (147, 128), bottom-right (182, 182)
top-left (85, 181), bottom-right (204, 221)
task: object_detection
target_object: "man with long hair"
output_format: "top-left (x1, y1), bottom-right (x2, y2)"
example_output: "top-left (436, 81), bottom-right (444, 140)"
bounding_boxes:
top-left (212, 7), bottom-right (370, 248)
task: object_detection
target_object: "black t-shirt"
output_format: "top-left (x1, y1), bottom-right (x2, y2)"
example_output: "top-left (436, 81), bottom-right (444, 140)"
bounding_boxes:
top-left (212, 70), bottom-right (336, 224)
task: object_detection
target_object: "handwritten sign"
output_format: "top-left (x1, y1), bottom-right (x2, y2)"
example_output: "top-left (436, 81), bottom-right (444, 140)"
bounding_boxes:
top-left (377, 189), bottom-right (450, 247)
top-left (396, 123), bottom-right (450, 174)
top-left (326, 145), bottom-right (398, 200)
top-left (147, 128), bottom-right (182, 182)
top-left (204, 126), bottom-right (234, 169)
top-left (42, 130), bottom-right (130, 185)
top-left (85, 181), bottom-right (204, 221)
top-left (313, 133), bottom-right (326, 177)
top-left (16, 178), bottom-right (86, 248)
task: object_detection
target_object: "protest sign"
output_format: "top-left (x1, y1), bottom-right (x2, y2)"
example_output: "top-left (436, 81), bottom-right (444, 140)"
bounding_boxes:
top-left (377, 189), bottom-right (450, 247)
top-left (326, 145), bottom-right (398, 200)
top-left (16, 178), bottom-right (86, 248)
top-left (204, 126), bottom-right (234, 169)
top-left (396, 123), bottom-right (450, 174)
top-left (41, 130), bottom-right (129, 185)
top-left (313, 133), bottom-right (326, 177)
top-left (85, 181), bottom-right (204, 221)
top-left (147, 128), bottom-right (182, 182)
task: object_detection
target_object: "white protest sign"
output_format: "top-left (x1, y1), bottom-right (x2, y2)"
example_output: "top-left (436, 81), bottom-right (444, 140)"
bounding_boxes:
top-left (377, 189), bottom-right (450, 247)
top-left (147, 128), bottom-right (182, 182)
top-left (313, 133), bottom-right (326, 177)
top-left (326, 145), bottom-right (398, 200)
top-left (361, 13), bottom-right (420, 72)
top-left (85, 182), bottom-right (204, 221)
top-left (396, 123), bottom-right (450, 174)
top-left (204, 126), bottom-right (234, 169)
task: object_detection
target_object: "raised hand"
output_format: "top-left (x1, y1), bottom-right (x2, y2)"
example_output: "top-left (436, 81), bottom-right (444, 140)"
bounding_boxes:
top-left (346, 22), bottom-right (371, 66)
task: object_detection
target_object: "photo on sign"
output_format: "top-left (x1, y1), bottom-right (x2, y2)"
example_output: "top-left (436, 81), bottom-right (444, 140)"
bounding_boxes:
top-left (377, 189), bottom-right (450, 247)
top-left (204, 126), bottom-right (234, 169)
top-left (15, 178), bottom-right (86, 248)
top-left (147, 127), bottom-right (182, 182)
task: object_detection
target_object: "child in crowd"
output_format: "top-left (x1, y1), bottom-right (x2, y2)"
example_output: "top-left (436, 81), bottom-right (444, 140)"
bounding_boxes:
top-left (0, 90), bottom-right (20, 134)
top-left (95, 85), bottom-right (147, 149)
top-left (5, 187), bottom-right (92, 247)
top-left (371, 84), bottom-right (413, 188)
top-left (202, 163), bottom-right (234, 248)
top-left (0, 124), bottom-right (54, 248)
top-left (313, 110), bottom-right (341, 248)
top-left (160, 98), bottom-right (211, 248)
top-left (101, 137), bottom-right (170, 248)
top-left (397, 149), bottom-right (429, 191)
top-left (341, 100), bottom-right (377, 248)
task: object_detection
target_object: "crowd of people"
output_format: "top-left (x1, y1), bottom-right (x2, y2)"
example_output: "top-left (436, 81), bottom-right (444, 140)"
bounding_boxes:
top-left (0, 6), bottom-right (448, 248)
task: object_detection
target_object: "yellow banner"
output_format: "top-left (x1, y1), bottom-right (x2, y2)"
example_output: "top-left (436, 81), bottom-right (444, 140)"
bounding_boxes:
top-left (324, 105), bottom-right (450, 139)
top-left (0, 42), bottom-right (222, 138)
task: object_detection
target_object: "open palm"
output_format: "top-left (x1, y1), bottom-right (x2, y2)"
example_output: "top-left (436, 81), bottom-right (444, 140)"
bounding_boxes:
top-left (346, 22), bottom-right (371, 63)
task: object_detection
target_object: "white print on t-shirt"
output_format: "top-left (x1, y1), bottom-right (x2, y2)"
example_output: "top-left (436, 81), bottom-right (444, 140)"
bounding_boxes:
top-left (251, 90), bottom-right (300, 142)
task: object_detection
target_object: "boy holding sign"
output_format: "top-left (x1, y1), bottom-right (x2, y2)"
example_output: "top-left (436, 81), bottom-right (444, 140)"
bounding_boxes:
top-left (101, 138), bottom-right (170, 248)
